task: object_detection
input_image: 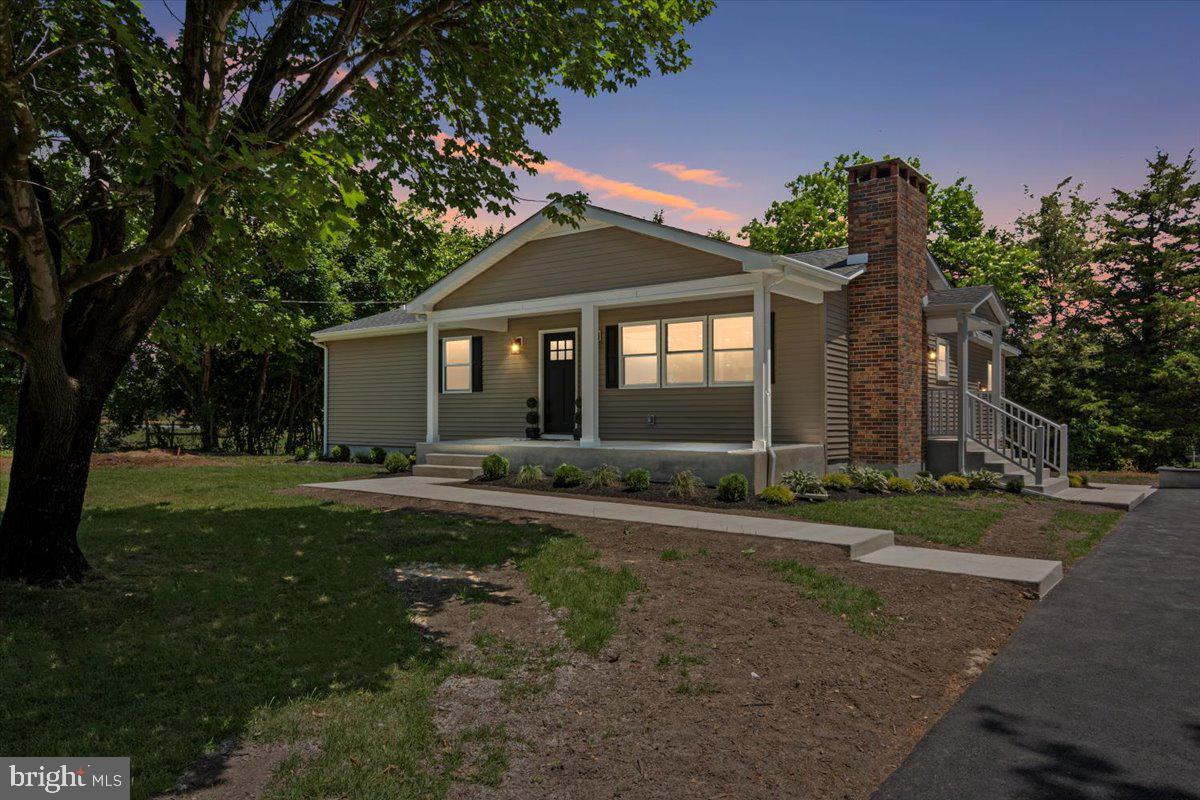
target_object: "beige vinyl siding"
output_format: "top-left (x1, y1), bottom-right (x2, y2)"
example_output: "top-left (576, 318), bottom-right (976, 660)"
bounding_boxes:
top-left (823, 289), bottom-right (849, 463)
top-left (435, 227), bottom-right (744, 310)
top-left (326, 334), bottom-right (426, 449)
top-left (599, 297), bottom-right (753, 443)
top-left (926, 335), bottom-right (993, 391)
top-left (439, 312), bottom-right (579, 440)
top-left (771, 294), bottom-right (824, 444)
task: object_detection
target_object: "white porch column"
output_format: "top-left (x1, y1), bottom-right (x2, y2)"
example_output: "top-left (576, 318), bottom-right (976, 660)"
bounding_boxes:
top-left (956, 313), bottom-right (969, 473)
top-left (991, 323), bottom-right (1005, 400)
top-left (579, 303), bottom-right (599, 447)
top-left (425, 321), bottom-right (439, 443)
top-left (320, 344), bottom-right (329, 456)
top-left (752, 278), bottom-right (771, 451)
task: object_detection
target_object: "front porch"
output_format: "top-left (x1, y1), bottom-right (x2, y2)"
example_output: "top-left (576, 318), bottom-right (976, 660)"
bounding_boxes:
top-left (415, 437), bottom-right (825, 490)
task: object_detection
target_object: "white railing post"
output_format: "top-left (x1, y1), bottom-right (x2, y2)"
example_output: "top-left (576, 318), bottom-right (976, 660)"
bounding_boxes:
top-left (1035, 426), bottom-right (1045, 487)
top-left (957, 313), bottom-right (969, 473)
top-left (1060, 423), bottom-right (1069, 475)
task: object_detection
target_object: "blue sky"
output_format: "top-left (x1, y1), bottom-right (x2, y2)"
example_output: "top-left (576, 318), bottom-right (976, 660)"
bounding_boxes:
top-left (144, 0), bottom-right (1200, 237)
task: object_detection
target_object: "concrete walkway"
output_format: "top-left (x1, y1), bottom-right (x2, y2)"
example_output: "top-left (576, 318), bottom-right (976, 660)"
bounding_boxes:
top-left (303, 476), bottom-right (1064, 595)
top-left (873, 488), bottom-right (1200, 800)
top-left (1046, 481), bottom-right (1155, 511)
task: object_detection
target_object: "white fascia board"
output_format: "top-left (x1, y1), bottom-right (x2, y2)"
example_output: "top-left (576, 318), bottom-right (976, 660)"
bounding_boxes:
top-left (972, 330), bottom-right (1021, 357)
top-left (775, 256), bottom-right (851, 289)
top-left (429, 273), bottom-right (760, 324)
top-left (311, 321), bottom-right (427, 343)
top-left (770, 278), bottom-right (824, 304)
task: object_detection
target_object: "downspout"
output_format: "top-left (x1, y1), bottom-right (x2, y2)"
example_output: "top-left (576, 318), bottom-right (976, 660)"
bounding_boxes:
top-left (764, 276), bottom-right (783, 486)
top-left (319, 342), bottom-right (329, 457)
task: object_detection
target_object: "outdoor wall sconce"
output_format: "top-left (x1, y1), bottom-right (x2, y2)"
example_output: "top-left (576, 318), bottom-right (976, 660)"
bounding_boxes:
top-left (927, 347), bottom-right (938, 361)
top-left (510, 337), bottom-right (523, 355)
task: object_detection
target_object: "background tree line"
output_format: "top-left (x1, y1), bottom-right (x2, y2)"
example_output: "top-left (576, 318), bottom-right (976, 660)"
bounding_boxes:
top-left (741, 151), bottom-right (1199, 471)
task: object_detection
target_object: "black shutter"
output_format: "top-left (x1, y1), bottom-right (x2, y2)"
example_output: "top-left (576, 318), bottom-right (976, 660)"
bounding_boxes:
top-left (604, 325), bottom-right (619, 388)
top-left (770, 311), bottom-right (776, 385)
top-left (437, 338), bottom-right (443, 393)
top-left (471, 335), bottom-right (484, 392)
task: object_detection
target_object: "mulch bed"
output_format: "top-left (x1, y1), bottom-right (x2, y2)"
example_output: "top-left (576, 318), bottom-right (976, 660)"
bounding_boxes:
top-left (299, 485), bottom-right (1034, 800)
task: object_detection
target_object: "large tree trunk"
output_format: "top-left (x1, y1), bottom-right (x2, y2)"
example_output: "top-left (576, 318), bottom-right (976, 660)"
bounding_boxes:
top-left (0, 379), bottom-right (102, 583)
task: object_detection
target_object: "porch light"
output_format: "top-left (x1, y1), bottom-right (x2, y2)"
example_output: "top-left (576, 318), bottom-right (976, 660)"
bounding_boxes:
top-left (927, 347), bottom-right (937, 361)
top-left (509, 337), bottom-right (523, 355)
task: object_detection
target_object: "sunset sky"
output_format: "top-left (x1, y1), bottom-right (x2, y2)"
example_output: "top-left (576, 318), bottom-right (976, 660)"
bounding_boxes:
top-left (144, 0), bottom-right (1200, 238)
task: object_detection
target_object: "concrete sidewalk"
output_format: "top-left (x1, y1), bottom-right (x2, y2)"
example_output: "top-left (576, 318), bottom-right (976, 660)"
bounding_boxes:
top-left (873, 488), bottom-right (1200, 800)
top-left (303, 476), bottom-right (1064, 595)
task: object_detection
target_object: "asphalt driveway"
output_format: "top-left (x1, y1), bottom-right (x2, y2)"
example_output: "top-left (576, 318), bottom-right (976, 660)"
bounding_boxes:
top-left (874, 488), bottom-right (1200, 800)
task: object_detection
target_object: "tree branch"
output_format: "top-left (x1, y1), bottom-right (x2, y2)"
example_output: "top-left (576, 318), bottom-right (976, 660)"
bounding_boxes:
top-left (15, 37), bottom-right (109, 81)
top-left (0, 327), bottom-right (27, 358)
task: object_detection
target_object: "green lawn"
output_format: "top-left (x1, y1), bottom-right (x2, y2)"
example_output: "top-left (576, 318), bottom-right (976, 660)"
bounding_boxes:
top-left (0, 460), bottom-right (632, 799)
top-left (780, 493), bottom-right (1018, 547)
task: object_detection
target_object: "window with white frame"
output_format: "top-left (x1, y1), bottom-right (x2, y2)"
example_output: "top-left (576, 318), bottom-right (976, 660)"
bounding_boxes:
top-left (619, 322), bottom-right (659, 387)
top-left (663, 318), bottom-right (706, 387)
top-left (709, 314), bottom-right (754, 385)
top-left (986, 361), bottom-right (993, 393)
top-left (442, 336), bottom-right (472, 392)
top-left (936, 339), bottom-right (950, 381)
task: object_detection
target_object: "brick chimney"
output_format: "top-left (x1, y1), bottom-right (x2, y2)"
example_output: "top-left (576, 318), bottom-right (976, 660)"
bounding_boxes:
top-left (845, 158), bottom-right (929, 474)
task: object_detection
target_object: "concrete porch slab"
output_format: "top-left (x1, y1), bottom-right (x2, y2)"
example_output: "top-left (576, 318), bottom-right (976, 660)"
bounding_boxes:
top-left (856, 545), bottom-right (1063, 596)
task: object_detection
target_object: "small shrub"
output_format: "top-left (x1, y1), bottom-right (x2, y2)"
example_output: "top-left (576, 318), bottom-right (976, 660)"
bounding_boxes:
top-left (913, 473), bottom-right (945, 494)
top-left (660, 548), bottom-right (684, 562)
top-left (939, 473), bottom-right (970, 491)
top-left (293, 445), bottom-right (309, 461)
top-left (758, 485), bottom-right (796, 505)
top-left (515, 464), bottom-right (546, 486)
top-left (1006, 476), bottom-right (1025, 494)
top-left (553, 463), bottom-right (585, 488)
top-left (586, 463), bottom-right (622, 489)
top-left (846, 465), bottom-right (889, 494)
top-left (886, 476), bottom-right (916, 494)
top-left (667, 469), bottom-right (705, 500)
top-left (1068, 472), bottom-right (1089, 488)
top-left (384, 452), bottom-right (408, 473)
top-left (624, 468), bottom-right (651, 492)
top-left (481, 453), bottom-right (510, 480)
top-left (917, 470), bottom-right (933, 478)
top-left (352, 450), bottom-right (373, 464)
top-left (965, 469), bottom-right (1001, 490)
top-left (781, 469), bottom-right (824, 496)
top-left (822, 472), bottom-right (853, 491)
top-left (716, 472), bottom-right (749, 502)
top-left (330, 444), bottom-right (350, 462)
top-left (368, 446), bottom-right (387, 465)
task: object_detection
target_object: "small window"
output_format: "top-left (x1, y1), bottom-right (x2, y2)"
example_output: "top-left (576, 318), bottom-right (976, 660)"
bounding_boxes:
top-left (663, 318), bottom-right (706, 387)
top-left (549, 337), bottom-right (574, 362)
top-left (985, 361), bottom-right (993, 393)
top-left (620, 322), bottom-right (659, 388)
top-left (442, 336), bottom-right (472, 392)
top-left (936, 339), bottom-right (950, 382)
top-left (710, 314), bottom-right (754, 385)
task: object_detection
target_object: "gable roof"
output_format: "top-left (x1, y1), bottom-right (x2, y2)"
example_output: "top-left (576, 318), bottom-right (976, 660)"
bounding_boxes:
top-left (924, 284), bottom-right (1013, 326)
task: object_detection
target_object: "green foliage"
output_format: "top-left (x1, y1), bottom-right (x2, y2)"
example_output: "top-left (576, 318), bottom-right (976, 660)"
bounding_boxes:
top-left (965, 469), bottom-right (1002, 490)
top-left (293, 446), bottom-right (309, 462)
top-left (383, 452), bottom-right (408, 474)
top-left (781, 469), bottom-right (824, 496)
top-left (758, 485), bottom-right (796, 505)
top-left (623, 468), bottom-right (652, 492)
top-left (886, 476), bottom-right (916, 494)
top-left (667, 469), bottom-right (705, 500)
top-left (368, 447), bottom-right (387, 465)
top-left (1006, 476), bottom-right (1026, 494)
top-left (330, 444), bottom-right (350, 462)
top-left (715, 473), bottom-right (749, 502)
top-left (481, 454), bottom-right (510, 480)
top-left (913, 474), bottom-right (946, 494)
top-left (939, 474), bottom-right (970, 492)
top-left (552, 463), bottom-right (585, 488)
top-left (515, 464), bottom-right (546, 487)
top-left (845, 465), bottom-right (889, 494)
top-left (1068, 473), bottom-right (1088, 488)
top-left (822, 472), bottom-right (853, 491)
top-left (585, 464), bottom-right (622, 489)
top-left (351, 450), bottom-right (373, 464)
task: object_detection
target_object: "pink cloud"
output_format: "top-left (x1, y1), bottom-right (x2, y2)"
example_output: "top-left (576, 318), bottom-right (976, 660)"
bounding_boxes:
top-left (537, 159), bottom-right (738, 222)
top-left (651, 162), bottom-right (740, 188)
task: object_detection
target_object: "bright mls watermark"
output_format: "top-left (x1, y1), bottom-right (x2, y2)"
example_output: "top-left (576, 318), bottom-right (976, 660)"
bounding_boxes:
top-left (1, 759), bottom-right (128, 799)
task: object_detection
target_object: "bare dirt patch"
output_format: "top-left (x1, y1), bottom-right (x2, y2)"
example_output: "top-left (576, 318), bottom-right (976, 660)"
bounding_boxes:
top-left (301, 486), bottom-right (1033, 800)
top-left (155, 739), bottom-right (320, 799)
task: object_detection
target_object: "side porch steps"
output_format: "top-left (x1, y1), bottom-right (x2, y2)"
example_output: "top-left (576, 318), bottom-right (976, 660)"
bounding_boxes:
top-left (929, 438), bottom-right (1067, 494)
top-left (412, 452), bottom-right (485, 480)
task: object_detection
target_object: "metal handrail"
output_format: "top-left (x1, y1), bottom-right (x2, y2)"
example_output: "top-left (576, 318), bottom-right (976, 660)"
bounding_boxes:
top-left (965, 390), bottom-right (1066, 480)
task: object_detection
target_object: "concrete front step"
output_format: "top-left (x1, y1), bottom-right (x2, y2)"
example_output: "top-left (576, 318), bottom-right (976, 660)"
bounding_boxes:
top-left (425, 453), bottom-right (487, 467)
top-left (412, 463), bottom-right (482, 480)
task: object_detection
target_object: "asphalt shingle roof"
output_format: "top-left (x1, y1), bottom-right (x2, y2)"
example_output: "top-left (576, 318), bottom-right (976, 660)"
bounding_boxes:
top-left (925, 285), bottom-right (999, 309)
top-left (313, 307), bottom-right (422, 336)
top-left (786, 245), bottom-right (850, 270)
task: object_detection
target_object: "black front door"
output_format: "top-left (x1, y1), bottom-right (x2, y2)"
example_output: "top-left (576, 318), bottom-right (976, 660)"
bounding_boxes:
top-left (542, 331), bottom-right (576, 435)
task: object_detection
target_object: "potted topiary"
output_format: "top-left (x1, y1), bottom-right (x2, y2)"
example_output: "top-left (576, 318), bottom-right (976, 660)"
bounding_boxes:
top-left (573, 397), bottom-right (582, 440)
top-left (524, 396), bottom-right (541, 439)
